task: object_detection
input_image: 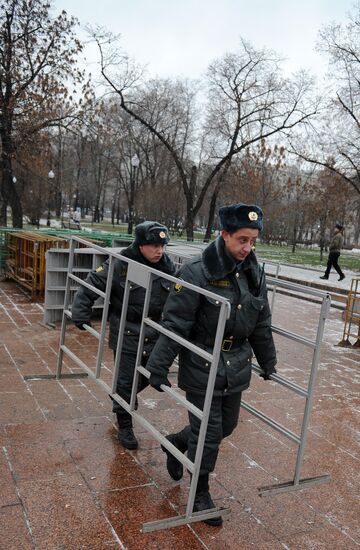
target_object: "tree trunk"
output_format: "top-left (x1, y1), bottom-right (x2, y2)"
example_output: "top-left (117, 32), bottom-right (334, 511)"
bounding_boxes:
top-left (204, 188), bottom-right (219, 242)
top-left (185, 203), bottom-right (194, 241)
top-left (1, 155), bottom-right (23, 228)
top-left (0, 189), bottom-right (7, 226)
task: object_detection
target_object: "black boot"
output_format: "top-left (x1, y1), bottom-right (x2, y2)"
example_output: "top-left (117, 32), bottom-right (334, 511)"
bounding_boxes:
top-left (161, 426), bottom-right (190, 481)
top-left (320, 275), bottom-right (328, 280)
top-left (118, 427), bottom-right (138, 449)
top-left (193, 474), bottom-right (223, 526)
top-left (116, 412), bottom-right (138, 449)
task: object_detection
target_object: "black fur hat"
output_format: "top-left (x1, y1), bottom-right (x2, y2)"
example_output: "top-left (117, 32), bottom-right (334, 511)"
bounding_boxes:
top-left (219, 203), bottom-right (263, 232)
top-left (335, 223), bottom-right (344, 231)
top-left (134, 221), bottom-right (170, 245)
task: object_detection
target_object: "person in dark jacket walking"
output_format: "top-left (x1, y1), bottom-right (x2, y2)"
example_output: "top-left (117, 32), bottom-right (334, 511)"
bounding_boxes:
top-left (146, 203), bottom-right (277, 526)
top-left (71, 221), bottom-right (176, 450)
top-left (320, 223), bottom-right (345, 281)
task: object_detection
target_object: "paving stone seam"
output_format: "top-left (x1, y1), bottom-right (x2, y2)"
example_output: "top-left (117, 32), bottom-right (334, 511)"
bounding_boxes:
top-left (2, 446), bottom-right (37, 547)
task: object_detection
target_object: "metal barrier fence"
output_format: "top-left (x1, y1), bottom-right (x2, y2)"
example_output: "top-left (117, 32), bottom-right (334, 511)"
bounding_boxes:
top-left (57, 236), bottom-right (232, 528)
top-left (55, 237), bottom-right (331, 531)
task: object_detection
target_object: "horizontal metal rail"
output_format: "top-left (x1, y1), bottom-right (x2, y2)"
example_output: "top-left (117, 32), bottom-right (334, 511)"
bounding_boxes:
top-left (145, 318), bottom-right (213, 362)
top-left (272, 325), bottom-right (316, 349)
top-left (241, 402), bottom-right (301, 445)
top-left (64, 310), bottom-right (100, 339)
top-left (267, 275), bottom-right (331, 299)
top-left (68, 273), bottom-right (106, 298)
top-left (137, 366), bottom-right (203, 419)
top-left (251, 364), bottom-right (308, 398)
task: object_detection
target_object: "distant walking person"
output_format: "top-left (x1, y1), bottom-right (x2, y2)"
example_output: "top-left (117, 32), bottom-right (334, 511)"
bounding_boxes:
top-left (320, 223), bottom-right (345, 281)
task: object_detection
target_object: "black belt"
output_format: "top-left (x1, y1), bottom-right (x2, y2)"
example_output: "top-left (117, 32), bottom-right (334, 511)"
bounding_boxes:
top-left (221, 338), bottom-right (245, 352)
top-left (194, 337), bottom-right (245, 352)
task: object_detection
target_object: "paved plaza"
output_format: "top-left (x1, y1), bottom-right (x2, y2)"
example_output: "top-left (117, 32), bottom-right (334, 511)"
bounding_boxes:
top-left (0, 271), bottom-right (359, 549)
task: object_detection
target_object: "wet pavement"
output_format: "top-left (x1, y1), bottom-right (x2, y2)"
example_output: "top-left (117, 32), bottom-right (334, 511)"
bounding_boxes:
top-left (0, 272), bottom-right (359, 549)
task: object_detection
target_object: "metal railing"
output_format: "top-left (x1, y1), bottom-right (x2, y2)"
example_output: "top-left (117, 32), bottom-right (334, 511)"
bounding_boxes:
top-left (57, 236), bottom-right (232, 530)
top-left (55, 237), bottom-right (331, 530)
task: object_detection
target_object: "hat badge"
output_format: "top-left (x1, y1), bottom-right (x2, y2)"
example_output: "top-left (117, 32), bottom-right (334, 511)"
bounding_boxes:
top-left (248, 211), bottom-right (258, 221)
top-left (159, 231), bottom-right (166, 238)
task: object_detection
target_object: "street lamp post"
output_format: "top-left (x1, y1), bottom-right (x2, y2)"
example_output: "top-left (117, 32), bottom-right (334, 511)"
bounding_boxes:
top-left (47, 170), bottom-right (55, 227)
top-left (128, 154), bottom-right (140, 235)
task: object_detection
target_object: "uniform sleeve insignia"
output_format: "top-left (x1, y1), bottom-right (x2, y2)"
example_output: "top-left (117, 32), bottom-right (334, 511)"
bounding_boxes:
top-left (248, 211), bottom-right (258, 221)
top-left (174, 282), bottom-right (183, 292)
top-left (96, 266), bottom-right (104, 272)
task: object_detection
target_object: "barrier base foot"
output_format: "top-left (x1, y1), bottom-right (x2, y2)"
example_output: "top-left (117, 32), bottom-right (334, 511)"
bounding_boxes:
top-left (142, 506), bottom-right (231, 532)
top-left (23, 373), bottom-right (88, 381)
top-left (353, 339), bottom-right (360, 348)
top-left (335, 339), bottom-right (353, 347)
top-left (258, 474), bottom-right (331, 496)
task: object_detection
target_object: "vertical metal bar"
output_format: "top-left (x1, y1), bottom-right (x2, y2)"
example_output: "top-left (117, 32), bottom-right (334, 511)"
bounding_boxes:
top-left (112, 278), bottom-right (131, 393)
top-left (270, 263), bottom-right (280, 313)
top-left (341, 281), bottom-right (352, 342)
top-left (95, 256), bottom-right (115, 378)
top-left (185, 300), bottom-right (230, 517)
top-left (129, 273), bottom-right (154, 412)
top-left (56, 238), bottom-right (77, 379)
top-left (293, 294), bottom-right (331, 484)
top-left (347, 278), bottom-right (357, 338)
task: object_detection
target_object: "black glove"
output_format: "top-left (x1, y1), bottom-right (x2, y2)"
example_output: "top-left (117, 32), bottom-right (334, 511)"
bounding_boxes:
top-left (149, 372), bottom-right (171, 392)
top-left (74, 321), bottom-right (92, 331)
top-left (259, 366), bottom-right (276, 381)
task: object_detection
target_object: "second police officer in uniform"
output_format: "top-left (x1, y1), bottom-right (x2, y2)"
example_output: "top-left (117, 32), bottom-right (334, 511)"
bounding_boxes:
top-left (146, 203), bottom-right (277, 526)
top-left (71, 221), bottom-right (176, 450)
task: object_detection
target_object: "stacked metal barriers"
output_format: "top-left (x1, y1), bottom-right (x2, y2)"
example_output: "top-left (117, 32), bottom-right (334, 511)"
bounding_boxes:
top-left (55, 236), bottom-right (331, 531)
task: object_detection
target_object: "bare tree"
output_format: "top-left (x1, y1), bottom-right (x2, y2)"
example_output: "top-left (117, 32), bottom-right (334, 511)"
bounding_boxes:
top-left (92, 30), bottom-right (318, 240)
top-left (290, 5), bottom-right (360, 198)
top-left (0, 0), bottom-right (88, 227)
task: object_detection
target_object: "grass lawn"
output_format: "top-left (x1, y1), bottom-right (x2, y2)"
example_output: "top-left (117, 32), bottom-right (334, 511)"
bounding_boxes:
top-left (255, 243), bottom-right (359, 271)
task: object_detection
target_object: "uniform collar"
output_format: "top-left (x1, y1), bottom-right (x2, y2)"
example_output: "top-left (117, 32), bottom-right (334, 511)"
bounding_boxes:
top-left (202, 237), bottom-right (258, 280)
top-left (121, 242), bottom-right (174, 274)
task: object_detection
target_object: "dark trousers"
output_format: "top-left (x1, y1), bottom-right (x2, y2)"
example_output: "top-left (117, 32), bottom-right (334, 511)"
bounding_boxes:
top-left (324, 251), bottom-right (344, 278)
top-left (185, 390), bottom-right (242, 475)
top-left (111, 351), bottom-right (149, 428)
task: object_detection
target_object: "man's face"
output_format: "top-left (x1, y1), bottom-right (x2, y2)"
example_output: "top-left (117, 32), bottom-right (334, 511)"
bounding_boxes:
top-left (139, 243), bottom-right (165, 263)
top-left (221, 227), bottom-right (259, 262)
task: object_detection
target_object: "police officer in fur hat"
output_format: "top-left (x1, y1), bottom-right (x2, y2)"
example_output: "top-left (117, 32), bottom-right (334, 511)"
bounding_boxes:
top-left (72, 221), bottom-right (176, 449)
top-left (146, 203), bottom-right (277, 526)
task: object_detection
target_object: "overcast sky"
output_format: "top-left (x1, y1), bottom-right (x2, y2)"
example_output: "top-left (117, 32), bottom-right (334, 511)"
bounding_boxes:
top-left (54, 0), bottom-right (355, 82)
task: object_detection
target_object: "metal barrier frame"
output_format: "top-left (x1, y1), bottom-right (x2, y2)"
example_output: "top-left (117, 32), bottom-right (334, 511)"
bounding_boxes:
top-left (55, 237), bottom-right (331, 531)
top-left (251, 276), bottom-right (332, 496)
top-left (56, 236), bottom-right (232, 530)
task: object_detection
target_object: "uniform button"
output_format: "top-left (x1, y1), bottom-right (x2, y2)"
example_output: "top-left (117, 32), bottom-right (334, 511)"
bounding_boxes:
top-left (226, 360), bottom-right (230, 365)
top-left (127, 330), bottom-right (131, 334)
top-left (143, 351), bottom-right (147, 356)
top-left (229, 335), bottom-right (233, 340)
top-left (224, 388), bottom-right (228, 393)
top-left (129, 284), bottom-right (133, 289)
top-left (237, 304), bottom-right (242, 310)
top-left (145, 338), bottom-right (148, 342)
top-left (205, 363), bottom-right (209, 367)
top-left (235, 272), bottom-right (240, 278)
top-left (215, 300), bottom-right (219, 305)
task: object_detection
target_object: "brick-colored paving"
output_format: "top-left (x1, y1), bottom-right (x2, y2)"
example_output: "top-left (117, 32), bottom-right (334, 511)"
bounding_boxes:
top-left (0, 279), bottom-right (359, 549)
